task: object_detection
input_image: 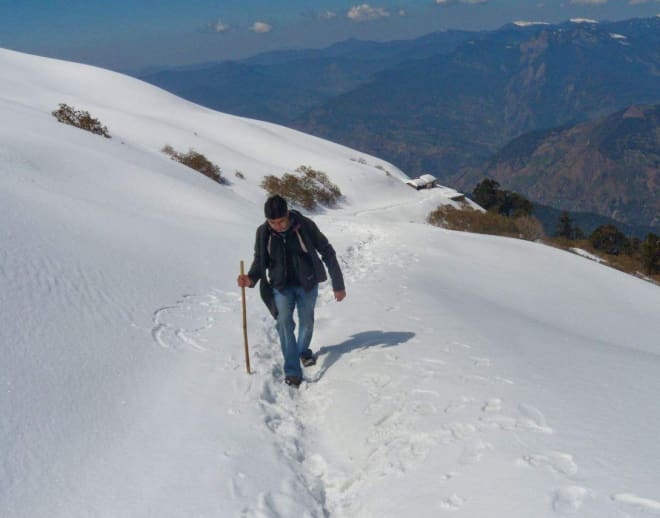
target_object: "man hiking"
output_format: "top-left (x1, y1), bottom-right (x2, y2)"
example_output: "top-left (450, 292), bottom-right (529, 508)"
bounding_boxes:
top-left (237, 195), bottom-right (346, 388)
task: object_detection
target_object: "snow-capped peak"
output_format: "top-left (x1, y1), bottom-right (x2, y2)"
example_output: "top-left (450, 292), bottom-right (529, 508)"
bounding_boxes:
top-left (513, 20), bottom-right (551, 27)
top-left (570, 17), bottom-right (599, 24)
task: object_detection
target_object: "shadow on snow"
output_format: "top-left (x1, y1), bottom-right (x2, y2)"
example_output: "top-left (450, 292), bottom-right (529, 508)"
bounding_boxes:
top-left (314, 330), bottom-right (415, 380)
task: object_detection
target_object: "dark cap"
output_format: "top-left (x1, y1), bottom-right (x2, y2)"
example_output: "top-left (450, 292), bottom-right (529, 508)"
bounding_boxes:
top-left (264, 195), bottom-right (288, 219)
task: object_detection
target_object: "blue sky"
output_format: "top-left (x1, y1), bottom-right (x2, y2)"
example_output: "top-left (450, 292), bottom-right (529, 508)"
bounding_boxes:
top-left (1, 0), bottom-right (658, 71)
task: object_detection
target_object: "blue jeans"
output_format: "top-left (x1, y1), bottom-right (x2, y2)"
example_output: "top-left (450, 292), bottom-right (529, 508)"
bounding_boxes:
top-left (273, 285), bottom-right (318, 378)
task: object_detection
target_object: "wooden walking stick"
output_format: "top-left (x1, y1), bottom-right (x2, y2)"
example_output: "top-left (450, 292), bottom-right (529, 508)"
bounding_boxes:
top-left (240, 261), bottom-right (251, 374)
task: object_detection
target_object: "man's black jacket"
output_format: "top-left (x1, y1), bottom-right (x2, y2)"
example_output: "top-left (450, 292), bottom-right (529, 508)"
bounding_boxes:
top-left (247, 210), bottom-right (344, 319)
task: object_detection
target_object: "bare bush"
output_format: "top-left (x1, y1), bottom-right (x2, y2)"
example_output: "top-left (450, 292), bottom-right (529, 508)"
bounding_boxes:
top-left (261, 165), bottom-right (342, 210)
top-left (351, 157), bottom-right (367, 165)
top-left (375, 164), bottom-right (392, 176)
top-left (514, 215), bottom-right (546, 241)
top-left (162, 145), bottom-right (227, 184)
top-left (52, 103), bottom-right (110, 138)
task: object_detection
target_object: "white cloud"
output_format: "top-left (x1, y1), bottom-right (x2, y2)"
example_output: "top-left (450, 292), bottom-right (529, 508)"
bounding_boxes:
top-left (570, 0), bottom-right (607, 4)
top-left (210, 19), bottom-right (230, 33)
top-left (347, 4), bottom-right (390, 21)
top-left (250, 21), bottom-right (273, 33)
top-left (435, 0), bottom-right (489, 5)
top-left (319, 10), bottom-right (338, 19)
top-left (398, 9), bottom-right (407, 16)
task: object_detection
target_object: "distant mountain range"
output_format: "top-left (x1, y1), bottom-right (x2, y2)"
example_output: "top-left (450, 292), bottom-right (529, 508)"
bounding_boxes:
top-left (140, 31), bottom-right (475, 124)
top-left (139, 17), bottom-right (660, 232)
top-left (473, 104), bottom-right (660, 231)
top-left (295, 18), bottom-right (660, 178)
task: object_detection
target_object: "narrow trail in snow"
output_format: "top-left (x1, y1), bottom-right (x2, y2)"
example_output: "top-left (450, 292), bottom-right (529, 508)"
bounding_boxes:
top-left (229, 221), bottom-right (390, 517)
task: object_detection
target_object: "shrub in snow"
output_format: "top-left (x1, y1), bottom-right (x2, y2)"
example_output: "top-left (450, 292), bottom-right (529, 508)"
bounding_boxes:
top-left (235, 171), bottom-right (245, 180)
top-left (162, 145), bottom-right (227, 185)
top-left (52, 103), bottom-right (110, 138)
top-left (261, 165), bottom-right (342, 210)
top-left (427, 205), bottom-right (544, 241)
top-left (375, 164), bottom-right (392, 176)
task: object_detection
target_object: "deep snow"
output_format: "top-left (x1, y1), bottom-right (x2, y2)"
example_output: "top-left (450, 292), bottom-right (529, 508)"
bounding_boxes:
top-left (1, 48), bottom-right (659, 517)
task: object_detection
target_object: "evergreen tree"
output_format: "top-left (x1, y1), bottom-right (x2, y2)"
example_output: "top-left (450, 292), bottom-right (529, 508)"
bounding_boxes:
top-left (640, 233), bottom-right (659, 275)
top-left (498, 192), bottom-right (533, 218)
top-left (472, 179), bottom-right (533, 218)
top-left (472, 179), bottom-right (500, 210)
top-left (589, 224), bottom-right (630, 255)
top-left (556, 211), bottom-right (574, 239)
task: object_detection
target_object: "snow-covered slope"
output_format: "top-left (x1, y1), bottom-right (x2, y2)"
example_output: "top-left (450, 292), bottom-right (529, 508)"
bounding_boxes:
top-left (1, 48), bottom-right (659, 518)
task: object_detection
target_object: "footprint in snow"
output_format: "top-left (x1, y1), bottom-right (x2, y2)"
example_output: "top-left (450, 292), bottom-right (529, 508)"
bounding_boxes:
top-left (458, 439), bottom-right (493, 465)
top-left (438, 494), bottom-right (466, 511)
top-left (517, 403), bottom-right (553, 434)
top-left (479, 403), bottom-right (553, 434)
top-left (482, 398), bottom-right (502, 413)
top-left (229, 472), bottom-right (248, 499)
top-left (444, 396), bottom-right (476, 414)
top-left (521, 451), bottom-right (579, 477)
top-left (471, 356), bottom-right (491, 367)
top-left (612, 493), bottom-right (660, 514)
top-left (552, 486), bottom-right (590, 514)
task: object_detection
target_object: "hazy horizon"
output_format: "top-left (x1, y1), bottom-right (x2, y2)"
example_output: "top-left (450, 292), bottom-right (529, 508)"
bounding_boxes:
top-left (1, 1), bottom-right (658, 73)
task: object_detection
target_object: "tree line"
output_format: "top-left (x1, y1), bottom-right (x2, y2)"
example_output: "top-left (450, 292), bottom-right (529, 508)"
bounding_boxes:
top-left (472, 179), bottom-right (659, 276)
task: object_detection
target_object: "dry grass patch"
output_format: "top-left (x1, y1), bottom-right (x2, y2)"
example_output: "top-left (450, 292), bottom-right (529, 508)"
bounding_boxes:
top-left (545, 238), bottom-right (660, 283)
top-left (429, 205), bottom-right (659, 283)
top-left (427, 205), bottom-right (545, 241)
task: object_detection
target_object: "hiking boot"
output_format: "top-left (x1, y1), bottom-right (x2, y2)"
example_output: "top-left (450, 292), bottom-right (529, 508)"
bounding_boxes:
top-left (301, 355), bottom-right (317, 367)
top-left (285, 376), bottom-right (303, 388)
